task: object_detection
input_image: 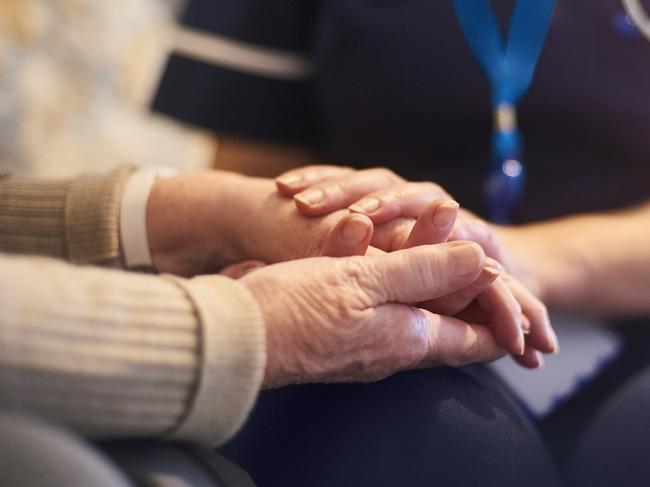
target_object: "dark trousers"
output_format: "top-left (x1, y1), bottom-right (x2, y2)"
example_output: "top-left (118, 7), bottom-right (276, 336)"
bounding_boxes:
top-left (566, 365), bottom-right (650, 487)
top-left (222, 365), bottom-right (560, 487)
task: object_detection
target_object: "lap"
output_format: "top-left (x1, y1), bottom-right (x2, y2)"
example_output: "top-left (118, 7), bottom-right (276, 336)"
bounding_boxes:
top-left (567, 365), bottom-right (650, 487)
top-left (221, 366), bottom-right (559, 487)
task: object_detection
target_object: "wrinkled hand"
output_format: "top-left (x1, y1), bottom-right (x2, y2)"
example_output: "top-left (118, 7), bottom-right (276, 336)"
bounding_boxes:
top-left (276, 165), bottom-right (558, 367)
top-left (241, 242), bottom-right (510, 388)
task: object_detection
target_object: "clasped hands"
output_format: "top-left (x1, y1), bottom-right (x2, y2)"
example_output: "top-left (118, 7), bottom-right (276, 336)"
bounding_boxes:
top-left (147, 166), bottom-right (558, 388)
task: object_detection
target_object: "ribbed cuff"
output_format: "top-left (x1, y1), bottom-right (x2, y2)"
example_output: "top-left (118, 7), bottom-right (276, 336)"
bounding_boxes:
top-left (65, 165), bottom-right (136, 267)
top-left (0, 177), bottom-right (71, 258)
top-left (165, 275), bottom-right (266, 446)
top-left (0, 165), bottom-right (136, 266)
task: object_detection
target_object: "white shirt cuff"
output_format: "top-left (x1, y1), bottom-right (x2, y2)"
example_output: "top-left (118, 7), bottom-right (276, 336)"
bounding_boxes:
top-left (120, 166), bottom-right (178, 269)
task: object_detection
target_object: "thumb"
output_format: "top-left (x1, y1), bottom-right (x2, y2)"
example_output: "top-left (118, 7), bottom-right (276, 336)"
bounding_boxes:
top-left (358, 241), bottom-right (486, 304)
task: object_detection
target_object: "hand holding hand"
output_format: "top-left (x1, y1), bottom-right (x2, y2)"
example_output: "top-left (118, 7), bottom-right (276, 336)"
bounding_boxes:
top-left (145, 168), bottom-right (452, 275)
top-left (275, 165), bottom-right (558, 367)
top-left (241, 242), bottom-right (509, 388)
top-left (146, 170), bottom-right (375, 276)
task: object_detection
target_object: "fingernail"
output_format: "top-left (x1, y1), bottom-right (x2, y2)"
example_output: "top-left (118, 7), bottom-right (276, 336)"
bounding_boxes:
top-left (484, 257), bottom-right (502, 273)
top-left (341, 216), bottom-right (370, 243)
top-left (349, 197), bottom-right (380, 214)
top-left (432, 201), bottom-right (460, 228)
top-left (551, 331), bottom-right (560, 355)
top-left (517, 334), bottom-right (526, 356)
top-left (536, 352), bottom-right (546, 369)
top-left (276, 174), bottom-right (302, 187)
top-left (521, 316), bottom-right (531, 335)
top-left (449, 242), bottom-right (482, 277)
top-left (473, 266), bottom-right (501, 288)
top-left (471, 257), bottom-right (502, 287)
top-left (295, 188), bottom-right (324, 206)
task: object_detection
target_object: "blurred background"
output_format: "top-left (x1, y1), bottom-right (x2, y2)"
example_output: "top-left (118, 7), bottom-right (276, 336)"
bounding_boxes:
top-left (0, 0), bottom-right (214, 177)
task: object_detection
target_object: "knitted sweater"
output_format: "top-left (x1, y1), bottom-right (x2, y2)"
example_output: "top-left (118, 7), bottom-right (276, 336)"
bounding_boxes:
top-left (0, 166), bottom-right (265, 446)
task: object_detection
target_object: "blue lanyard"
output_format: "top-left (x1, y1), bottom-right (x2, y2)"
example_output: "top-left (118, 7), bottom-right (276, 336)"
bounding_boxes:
top-left (452, 0), bottom-right (556, 223)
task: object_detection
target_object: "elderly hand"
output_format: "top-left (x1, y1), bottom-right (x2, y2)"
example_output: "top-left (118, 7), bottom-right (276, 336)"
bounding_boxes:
top-left (241, 242), bottom-right (509, 387)
top-left (275, 165), bottom-right (558, 367)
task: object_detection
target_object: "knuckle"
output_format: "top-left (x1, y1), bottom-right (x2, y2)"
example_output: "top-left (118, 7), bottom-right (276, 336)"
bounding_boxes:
top-left (302, 166), bottom-right (327, 180)
top-left (322, 181), bottom-right (346, 203)
top-left (418, 181), bottom-right (444, 195)
top-left (301, 164), bottom-right (323, 172)
top-left (337, 258), bottom-right (378, 307)
top-left (337, 165), bottom-right (356, 174)
top-left (367, 167), bottom-right (403, 183)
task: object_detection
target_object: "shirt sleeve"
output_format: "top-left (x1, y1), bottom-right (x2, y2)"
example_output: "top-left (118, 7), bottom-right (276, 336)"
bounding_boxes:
top-left (151, 0), bottom-right (320, 145)
top-left (0, 165), bottom-right (135, 268)
top-left (0, 253), bottom-right (265, 446)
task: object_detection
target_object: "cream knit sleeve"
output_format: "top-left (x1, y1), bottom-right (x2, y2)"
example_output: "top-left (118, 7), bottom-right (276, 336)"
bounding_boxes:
top-left (0, 165), bottom-right (134, 267)
top-left (0, 253), bottom-right (265, 446)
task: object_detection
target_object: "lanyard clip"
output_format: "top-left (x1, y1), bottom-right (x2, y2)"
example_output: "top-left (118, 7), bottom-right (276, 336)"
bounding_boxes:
top-left (494, 103), bottom-right (518, 133)
top-left (486, 104), bottom-right (525, 223)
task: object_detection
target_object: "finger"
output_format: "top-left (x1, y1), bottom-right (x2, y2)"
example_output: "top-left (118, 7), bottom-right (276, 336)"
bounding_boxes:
top-left (455, 277), bottom-right (526, 356)
top-left (348, 182), bottom-right (452, 224)
top-left (275, 165), bottom-right (355, 196)
top-left (350, 304), bottom-right (506, 381)
top-left (293, 168), bottom-right (404, 217)
top-left (512, 345), bottom-right (544, 369)
top-left (476, 278), bottom-right (526, 356)
top-left (321, 213), bottom-right (374, 257)
top-left (219, 260), bottom-right (267, 279)
top-left (371, 217), bottom-right (415, 252)
top-left (420, 258), bottom-right (502, 315)
top-left (504, 275), bottom-right (558, 354)
top-left (352, 241), bottom-right (486, 304)
top-left (370, 198), bottom-right (460, 253)
top-left (413, 308), bottom-right (507, 366)
top-left (402, 199), bottom-right (459, 249)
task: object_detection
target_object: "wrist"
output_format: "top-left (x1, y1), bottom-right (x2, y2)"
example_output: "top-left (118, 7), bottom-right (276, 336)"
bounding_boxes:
top-left (217, 174), bottom-right (294, 263)
top-left (147, 170), bottom-right (247, 276)
top-left (496, 223), bottom-right (589, 309)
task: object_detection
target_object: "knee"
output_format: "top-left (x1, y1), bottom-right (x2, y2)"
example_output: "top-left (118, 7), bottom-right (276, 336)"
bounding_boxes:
top-left (567, 367), bottom-right (650, 487)
top-left (372, 367), bottom-right (558, 486)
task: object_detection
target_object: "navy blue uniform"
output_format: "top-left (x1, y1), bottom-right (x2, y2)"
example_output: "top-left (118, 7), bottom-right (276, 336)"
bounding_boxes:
top-left (154, 0), bottom-right (650, 221)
